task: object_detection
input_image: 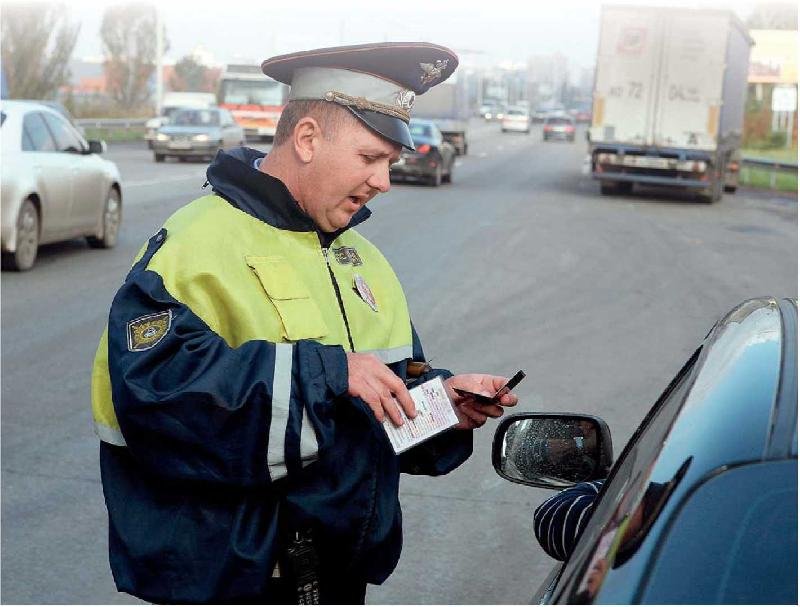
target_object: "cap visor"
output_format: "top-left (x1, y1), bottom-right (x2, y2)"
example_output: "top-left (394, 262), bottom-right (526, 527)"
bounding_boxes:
top-left (345, 107), bottom-right (415, 151)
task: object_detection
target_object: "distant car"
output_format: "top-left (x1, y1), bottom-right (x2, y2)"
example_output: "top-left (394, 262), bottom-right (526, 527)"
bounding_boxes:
top-left (543, 115), bottom-right (576, 142)
top-left (481, 104), bottom-right (506, 121)
top-left (493, 297), bottom-right (798, 605)
top-left (0, 100), bottom-right (122, 271)
top-left (531, 108), bottom-right (549, 123)
top-left (574, 110), bottom-right (592, 123)
top-left (390, 118), bottom-right (455, 187)
top-left (501, 106), bottom-right (531, 134)
top-left (144, 92), bottom-right (218, 148)
top-left (152, 107), bottom-right (244, 163)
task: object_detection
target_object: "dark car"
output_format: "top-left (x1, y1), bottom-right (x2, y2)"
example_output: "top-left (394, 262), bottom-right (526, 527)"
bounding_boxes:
top-left (493, 297), bottom-right (797, 604)
top-left (390, 118), bottom-right (455, 187)
top-left (543, 115), bottom-right (576, 142)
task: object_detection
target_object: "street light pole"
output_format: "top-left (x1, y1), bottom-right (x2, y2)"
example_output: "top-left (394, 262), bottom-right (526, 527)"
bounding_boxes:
top-left (155, 7), bottom-right (163, 116)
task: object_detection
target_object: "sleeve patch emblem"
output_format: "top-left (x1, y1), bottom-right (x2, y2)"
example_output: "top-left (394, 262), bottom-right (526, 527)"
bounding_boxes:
top-left (127, 310), bottom-right (172, 352)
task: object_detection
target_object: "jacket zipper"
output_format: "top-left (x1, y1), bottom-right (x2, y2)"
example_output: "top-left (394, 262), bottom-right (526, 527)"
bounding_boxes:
top-left (322, 247), bottom-right (356, 352)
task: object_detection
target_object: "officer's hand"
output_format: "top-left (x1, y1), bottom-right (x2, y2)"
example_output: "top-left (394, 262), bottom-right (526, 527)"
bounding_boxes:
top-left (445, 374), bottom-right (518, 430)
top-left (346, 352), bottom-right (416, 426)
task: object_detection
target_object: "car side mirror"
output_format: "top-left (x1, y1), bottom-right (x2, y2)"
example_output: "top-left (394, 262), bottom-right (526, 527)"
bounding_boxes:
top-left (87, 140), bottom-right (106, 155)
top-left (492, 413), bottom-right (613, 489)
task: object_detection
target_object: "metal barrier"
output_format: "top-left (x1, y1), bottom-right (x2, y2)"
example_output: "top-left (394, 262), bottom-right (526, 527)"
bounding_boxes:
top-left (741, 156), bottom-right (798, 190)
top-left (74, 118), bottom-right (148, 129)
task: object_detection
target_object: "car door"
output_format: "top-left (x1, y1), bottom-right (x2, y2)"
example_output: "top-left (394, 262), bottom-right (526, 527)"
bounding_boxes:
top-left (544, 298), bottom-right (788, 604)
top-left (41, 111), bottom-right (104, 235)
top-left (21, 112), bottom-right (73, 243)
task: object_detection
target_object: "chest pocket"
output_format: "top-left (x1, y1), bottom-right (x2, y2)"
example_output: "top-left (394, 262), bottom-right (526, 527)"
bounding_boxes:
top-left (246, 256), bottom-right (328, 341)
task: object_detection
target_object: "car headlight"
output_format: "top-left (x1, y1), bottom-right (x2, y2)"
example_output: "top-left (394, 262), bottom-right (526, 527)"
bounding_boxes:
top-left (156, 133), bottom-right (169, 141)
top-left (192, 134), bottom-right (210, 142)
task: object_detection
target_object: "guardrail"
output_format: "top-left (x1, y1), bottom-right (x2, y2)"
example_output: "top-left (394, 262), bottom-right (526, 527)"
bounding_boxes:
top-left (75, 118), bottom-right (148, 128)
top-left (741, 156), bottom-right (797, 190)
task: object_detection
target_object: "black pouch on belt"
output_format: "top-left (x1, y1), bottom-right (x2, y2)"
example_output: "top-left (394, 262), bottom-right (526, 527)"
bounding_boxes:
top-left (282, 528), bottom-right (321, 605)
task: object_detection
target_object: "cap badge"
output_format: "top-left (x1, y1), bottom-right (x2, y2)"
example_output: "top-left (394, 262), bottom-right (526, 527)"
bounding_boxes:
top-left (333, 246), bottom-right (363, 266)
top-left (396, 90), bottom-right (416, 110)
top-left (419, 59), bottom-right (449, 85)
top-left (353, 274), bottom-right (378, 312)
top-left (127, 310), bottom-right (172, 352)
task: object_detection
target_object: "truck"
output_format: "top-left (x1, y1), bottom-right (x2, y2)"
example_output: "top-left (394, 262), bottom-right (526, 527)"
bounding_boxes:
top-left (589, 6), bottom-right (752, 202)
top-left (144, 91), bottom-right (217, 148)
top-left (218, 64), bottom-right (289, 141)
top-left (412, 74), bottom-right (470, 155)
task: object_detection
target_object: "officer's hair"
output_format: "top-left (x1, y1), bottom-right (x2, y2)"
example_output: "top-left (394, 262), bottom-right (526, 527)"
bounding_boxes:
top-left (273, 100), bottom-right (359, 146)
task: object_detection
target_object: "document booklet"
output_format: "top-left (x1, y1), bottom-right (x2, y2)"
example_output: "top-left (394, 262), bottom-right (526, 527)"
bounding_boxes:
top-left (382, 375), bottom-right (459, 454)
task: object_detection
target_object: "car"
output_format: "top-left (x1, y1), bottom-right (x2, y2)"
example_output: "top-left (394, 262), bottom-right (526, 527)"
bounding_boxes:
top-left (543, 115), bottom-right (576, 142)
top-left (152, 107), bottom-right (244, 163)
top-left (389, 118), bottom-right (456, 187)
top-left (144, 92), bottom-right (218, 149)
top-left (492, 297), bottom-right (797, 604)
top-left (481, 103), bottom-right (506, 121)
top-left (501, 106), bottom-right (531, 134)
top-left (0, 100), bottom-right (122, 271)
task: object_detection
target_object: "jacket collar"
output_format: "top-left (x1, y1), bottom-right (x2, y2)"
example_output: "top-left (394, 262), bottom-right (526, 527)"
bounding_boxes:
top-left (206, 147), bottom-right (371, 239)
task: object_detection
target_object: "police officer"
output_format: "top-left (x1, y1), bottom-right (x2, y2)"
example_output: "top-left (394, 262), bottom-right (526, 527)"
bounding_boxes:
top-left (91, 42), bottom-right (519, 604)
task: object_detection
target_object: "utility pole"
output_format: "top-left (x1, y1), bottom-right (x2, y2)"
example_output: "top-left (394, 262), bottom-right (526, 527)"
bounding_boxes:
top-left (155, 7), bottom-right (163, 116)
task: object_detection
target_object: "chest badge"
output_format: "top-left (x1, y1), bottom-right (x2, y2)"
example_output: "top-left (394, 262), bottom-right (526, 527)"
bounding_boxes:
top-left (353, 274), bottom-right (378, 312)
top-left (127, 310), bottom-right (172, 352)
top-left (333, 246), bottom-right (363, 266)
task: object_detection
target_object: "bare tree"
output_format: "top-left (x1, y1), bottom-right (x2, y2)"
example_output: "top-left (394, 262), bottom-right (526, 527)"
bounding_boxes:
top-left (169, 55), bottom-right (208, 92)
top-left (1, 2), bottom-right (80, 99)
top-left (746, 3), bottom-right (798, 30)
top-left (100, 3), bottom-right (168, 110)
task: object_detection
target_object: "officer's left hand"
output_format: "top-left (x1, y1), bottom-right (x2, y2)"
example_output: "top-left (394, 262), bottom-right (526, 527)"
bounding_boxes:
top-left (444, 374), bottom-right (518, 430)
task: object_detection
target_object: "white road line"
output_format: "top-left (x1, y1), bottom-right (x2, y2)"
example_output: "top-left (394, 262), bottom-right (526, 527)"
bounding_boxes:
top-left (125, 172), bottom-right (207, 188)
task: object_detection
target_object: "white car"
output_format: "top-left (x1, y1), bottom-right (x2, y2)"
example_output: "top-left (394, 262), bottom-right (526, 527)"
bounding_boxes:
top-left (1, 100), bottom-right (122, 271)
top-left (501, 107), bottom-right (531, 134)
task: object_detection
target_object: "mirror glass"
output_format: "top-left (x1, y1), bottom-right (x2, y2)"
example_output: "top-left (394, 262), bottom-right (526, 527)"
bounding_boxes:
top-left (499, 417), bottom-right (601, 485)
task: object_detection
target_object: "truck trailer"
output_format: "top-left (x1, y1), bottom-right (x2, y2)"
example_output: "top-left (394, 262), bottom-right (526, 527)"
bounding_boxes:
top-left (589, 6), bottom-right (752, 202)
top-left (412, 75), bottom-right (470, 155)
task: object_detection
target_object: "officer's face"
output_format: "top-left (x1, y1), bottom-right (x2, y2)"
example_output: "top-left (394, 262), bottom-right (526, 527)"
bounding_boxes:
top-left (306, 120), bottom-right (401, 232)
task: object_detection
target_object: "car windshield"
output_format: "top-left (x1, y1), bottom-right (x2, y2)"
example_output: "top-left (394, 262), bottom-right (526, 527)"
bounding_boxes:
top-left (409, 123), bottom-right (432, 138)
top-left (220, 79), bottom-right (286, 106)
top-left (172, 109), bottom-right (219, 126)
top-left (508, 109), bottom-right (527, 116)
top-left (547, 117), bottom-right (573, 125)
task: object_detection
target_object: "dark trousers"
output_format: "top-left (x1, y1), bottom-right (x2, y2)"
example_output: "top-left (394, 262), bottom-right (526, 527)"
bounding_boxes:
top-left (254, 576), bottom-right (367, 605)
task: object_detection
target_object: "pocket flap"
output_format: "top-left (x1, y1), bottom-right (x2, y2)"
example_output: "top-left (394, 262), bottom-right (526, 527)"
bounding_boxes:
top-left (246, 256), bottom-right (328, 341)
top-left (246, 256), bottom-right (310, 300)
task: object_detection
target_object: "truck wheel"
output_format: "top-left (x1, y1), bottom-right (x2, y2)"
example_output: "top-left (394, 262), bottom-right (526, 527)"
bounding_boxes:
top-left (698, 175), bottom-right (723, 203)
top-left (724, 185), bottom-right (737, 194)
top-left (428, 165), bottom-right (442, 187)
top-left (618, 182), bottom-right (633, 194)
top-left (154, 153), bottom-right (165, 163)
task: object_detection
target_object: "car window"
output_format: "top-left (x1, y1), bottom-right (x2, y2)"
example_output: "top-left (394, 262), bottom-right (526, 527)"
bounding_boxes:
top-left (1, 111), bottom-right (6, 127)
top-left (409, 123), bottom-right (432, 138)
top-left (22, 112), bottom-right (57, 152)
top-left (508, 109), bottom-right (526, 116)
top-left (547, 117), bottom-right (572, 125)
top-left (558, 349), bottom-right (700, 603)
top-left (41, 111), bottom-right (85, 152)
top-left (22, 126), bottom-right (35, 151)
top-left (173, 109), bottom-right (220, 126)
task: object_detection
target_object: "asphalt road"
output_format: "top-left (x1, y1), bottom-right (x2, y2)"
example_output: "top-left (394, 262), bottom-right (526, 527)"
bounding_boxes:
top-left (1, 120), bottom-right (796, 604)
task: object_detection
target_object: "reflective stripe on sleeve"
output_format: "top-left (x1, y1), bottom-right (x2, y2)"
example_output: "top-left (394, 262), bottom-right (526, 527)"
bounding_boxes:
top-left (94, 421), bottom-right (127, 447)
top-left (362, 345), bottom-right (413, 365)
top-left (267, 343), bottom-right (293, 481)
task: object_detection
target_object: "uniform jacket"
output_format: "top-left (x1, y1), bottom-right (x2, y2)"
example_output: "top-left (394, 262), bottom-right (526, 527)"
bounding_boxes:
top-left (91, 147), bottom-right (472, 603)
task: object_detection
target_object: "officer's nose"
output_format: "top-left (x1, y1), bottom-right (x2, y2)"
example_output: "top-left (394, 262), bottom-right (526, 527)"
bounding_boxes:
top-left (367, 165), bottom-right (391, 193)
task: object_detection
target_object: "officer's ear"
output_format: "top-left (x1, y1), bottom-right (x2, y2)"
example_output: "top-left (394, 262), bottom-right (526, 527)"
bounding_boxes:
top-left (293, 116), bottom-right (323, 164)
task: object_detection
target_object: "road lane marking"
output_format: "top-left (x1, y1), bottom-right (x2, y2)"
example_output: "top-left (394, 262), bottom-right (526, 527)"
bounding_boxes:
top-left (125, 172), bottom-right (207, 188)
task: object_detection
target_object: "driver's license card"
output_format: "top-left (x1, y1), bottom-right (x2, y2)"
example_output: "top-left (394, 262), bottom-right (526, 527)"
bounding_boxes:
top-left (382, 376), bottom-right (458, 454)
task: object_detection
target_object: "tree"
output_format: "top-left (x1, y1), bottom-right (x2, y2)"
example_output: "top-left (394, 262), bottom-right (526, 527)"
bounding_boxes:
top-left (100, 3), bottom-right (168, 110)
top-left (746, 3), bottom-right (798, 30)
top-left (170, 55), bottom-right (208, 92)
top-left (1, 2), bottom-right (80, 99)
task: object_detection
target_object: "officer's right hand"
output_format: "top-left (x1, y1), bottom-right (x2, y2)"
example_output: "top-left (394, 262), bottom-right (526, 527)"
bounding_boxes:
top-left (346, 352), bottom-right (417, 426)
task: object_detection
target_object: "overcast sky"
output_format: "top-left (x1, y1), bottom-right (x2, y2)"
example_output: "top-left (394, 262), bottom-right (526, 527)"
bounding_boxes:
top-left (24, 0), bottom-right (767, 69)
